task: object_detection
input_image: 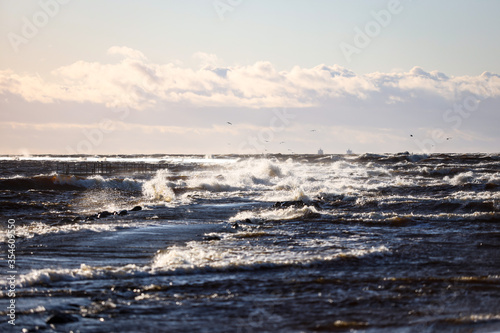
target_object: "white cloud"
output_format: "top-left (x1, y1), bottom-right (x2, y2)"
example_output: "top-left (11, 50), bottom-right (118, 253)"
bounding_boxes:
top-left (1, 47), bottom-right (499, 113)
top-left (107, 46), bottom-right (147, 61)
top-left (193, 52), bottom-right (220, 68)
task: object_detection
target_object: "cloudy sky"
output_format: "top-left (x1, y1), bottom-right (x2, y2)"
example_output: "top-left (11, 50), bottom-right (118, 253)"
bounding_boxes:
top-left (1, 0), bottom-right (499, 155)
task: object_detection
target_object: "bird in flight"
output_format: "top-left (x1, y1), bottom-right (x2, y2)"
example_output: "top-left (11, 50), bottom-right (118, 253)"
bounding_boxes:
top-left (227, 122), bottom-right (232, 125)
top-left (446, 137), bottom-right (452, 140)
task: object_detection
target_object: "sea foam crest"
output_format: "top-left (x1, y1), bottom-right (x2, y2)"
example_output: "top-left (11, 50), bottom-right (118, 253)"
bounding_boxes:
top-left (17, 264), bottom-right (148, 287)
top-left (142, 169), bottom-right (175, 202)
top-left (229, 206), bottom-right (321, 223)
top-left (53, 174), bottom-right (142, 191)
top-left (444, 171), bottom-right (500, 186)
top-left (2, 221), bottom-right (128, 239)
top-left (186, 159), bottom-right (285, 193)
top-left (151, 240), bottom-right (390, 273)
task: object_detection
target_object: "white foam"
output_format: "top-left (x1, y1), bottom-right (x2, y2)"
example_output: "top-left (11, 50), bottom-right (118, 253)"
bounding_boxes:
top-left (179, 157), bottom-right (393, 202)
top-left (151, 239), bottom-right (390, 273)
top-left (445, 171), bottom-right (477, 185)
top-left (444, 171), bottom-right (500, 186)
top-left (346, 211), bottom-right (499, 223)
top-left (229, 206), bottom-right (321, 223)
top-left (451, 190), bottom-right (500, 201)
top-left (53, 174), bottom-right (142, 191)
top-left (186, 159), bottom-right (285, 192)
top-left (142, 169), bottom-right (175, 202)
top-left (17, 263), bottom-right (148, 287)
top-left (1, 221), bottom-right (125, 239)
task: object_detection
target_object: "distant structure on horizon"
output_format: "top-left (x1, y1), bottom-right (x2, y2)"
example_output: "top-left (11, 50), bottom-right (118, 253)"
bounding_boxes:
top-left (346, 149), bottom-right (353, 154)
top-left (317, 148), bottom-right (324, 155)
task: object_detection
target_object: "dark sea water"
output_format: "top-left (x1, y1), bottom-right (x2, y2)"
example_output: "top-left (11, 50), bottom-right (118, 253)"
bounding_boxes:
top-left (0, 153), bottom-right (499, 332)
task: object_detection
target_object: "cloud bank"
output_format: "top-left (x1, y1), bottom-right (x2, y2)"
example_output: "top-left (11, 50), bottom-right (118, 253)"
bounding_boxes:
top-left (1, 46), bottom-right (499, 111)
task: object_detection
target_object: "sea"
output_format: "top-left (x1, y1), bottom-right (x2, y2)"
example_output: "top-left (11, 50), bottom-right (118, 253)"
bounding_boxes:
top-left (0, 153), bottom-right (499, 333)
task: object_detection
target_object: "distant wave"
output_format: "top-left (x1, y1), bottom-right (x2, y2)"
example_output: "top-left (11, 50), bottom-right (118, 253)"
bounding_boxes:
top-left (0, 174), bottom-right (142, 191)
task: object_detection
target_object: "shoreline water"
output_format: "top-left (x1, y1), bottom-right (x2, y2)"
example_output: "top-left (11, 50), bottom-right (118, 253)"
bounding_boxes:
top-left (1, 154), bottom-right (499, 332)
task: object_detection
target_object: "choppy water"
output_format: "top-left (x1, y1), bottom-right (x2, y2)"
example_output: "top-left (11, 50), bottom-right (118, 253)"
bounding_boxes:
top-left (1, 153), bottom-right (499, 332)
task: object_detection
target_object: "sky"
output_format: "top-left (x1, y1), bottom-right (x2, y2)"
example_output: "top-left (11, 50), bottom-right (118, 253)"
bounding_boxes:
top-left (1, 0), bottom-right (499, 155)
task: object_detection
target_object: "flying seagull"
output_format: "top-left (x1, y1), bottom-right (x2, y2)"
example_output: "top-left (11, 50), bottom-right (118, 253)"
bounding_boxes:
top-left (227, 122), bottom-right (232, 125)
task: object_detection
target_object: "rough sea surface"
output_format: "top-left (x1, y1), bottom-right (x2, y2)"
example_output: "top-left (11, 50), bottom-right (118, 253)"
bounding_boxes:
top-left (0, 153), bottom-right (499, 332)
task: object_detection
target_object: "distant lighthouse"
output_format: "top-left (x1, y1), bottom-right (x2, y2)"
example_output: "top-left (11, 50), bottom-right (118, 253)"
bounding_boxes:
top-left (317, 148), bottom-right (324, 155)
